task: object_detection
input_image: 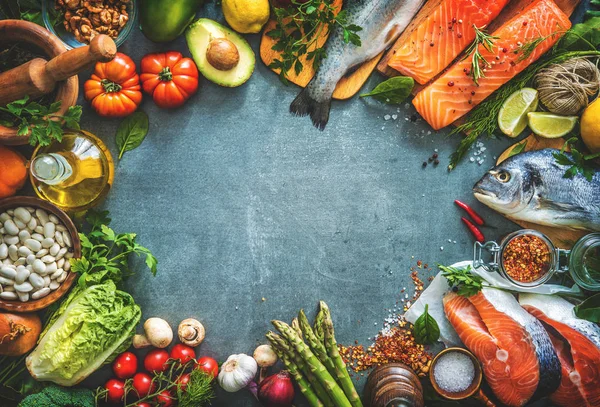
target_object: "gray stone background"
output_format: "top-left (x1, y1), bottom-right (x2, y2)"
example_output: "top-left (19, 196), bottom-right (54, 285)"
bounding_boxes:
top-left (16, 0), bottom-right (592, 405)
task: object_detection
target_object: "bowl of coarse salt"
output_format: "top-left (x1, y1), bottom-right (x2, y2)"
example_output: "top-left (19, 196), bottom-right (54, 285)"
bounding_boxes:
top-left (429, 347), bottom-right (483, 401)
top-left (0, 196), bottom-right (80, 312)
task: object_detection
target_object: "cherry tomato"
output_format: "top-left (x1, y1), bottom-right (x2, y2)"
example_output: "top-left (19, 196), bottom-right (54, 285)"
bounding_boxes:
top-left (170, 344), bottom-right (196, 364)
top-left (113, 351), bottom-right (138, 379)
top-left (176, 373), bottom-right (191, 391)
top-left (155, 390), bottom-right (175, 407)
top-left (144, 349), bottom-right (169, 372)
top-left (132, 372), bottom-right (155, 397)
top-left (136, 404), bottom-right (152, 407)
top-left (196, 356), bottom-right (219, 379)
top-left (105, 378), bottom-right (125, 404)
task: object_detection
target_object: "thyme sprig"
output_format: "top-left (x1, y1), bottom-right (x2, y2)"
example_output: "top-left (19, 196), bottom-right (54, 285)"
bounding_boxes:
top-left (463, 25), bottom-right (499, 85)
top-left (267, 0), bottom-right (362, 83)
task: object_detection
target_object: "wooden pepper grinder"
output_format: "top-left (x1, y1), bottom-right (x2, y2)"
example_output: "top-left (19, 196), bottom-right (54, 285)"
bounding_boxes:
top-left (0, 34), bottom-right (116, 106)
top-left (364, 363), bottom-right (424, 407)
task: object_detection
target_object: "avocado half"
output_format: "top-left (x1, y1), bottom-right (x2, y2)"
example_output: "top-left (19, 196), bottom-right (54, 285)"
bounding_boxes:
top-left (186, 19), bottom-right (255, 87)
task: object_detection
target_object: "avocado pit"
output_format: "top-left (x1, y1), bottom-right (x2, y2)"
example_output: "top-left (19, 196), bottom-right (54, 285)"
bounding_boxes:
top-left (206, 38), bottom-right (240, 71)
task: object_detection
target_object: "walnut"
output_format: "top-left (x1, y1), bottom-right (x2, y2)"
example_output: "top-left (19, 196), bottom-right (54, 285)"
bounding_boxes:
top-left (69, 15), bottom-right (81, 30)
top-left (80, 24), bottom-right (92, 35)
top-left (117, 14), bottom-right (128, 28)
top-left (56, 0), bottom-right (128, 44)
top-left (65, 0), bottom-right (81, 9)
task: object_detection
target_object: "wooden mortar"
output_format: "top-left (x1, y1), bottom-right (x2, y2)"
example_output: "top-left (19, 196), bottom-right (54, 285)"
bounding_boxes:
top-left (0, 20), bottom-right (78, 145)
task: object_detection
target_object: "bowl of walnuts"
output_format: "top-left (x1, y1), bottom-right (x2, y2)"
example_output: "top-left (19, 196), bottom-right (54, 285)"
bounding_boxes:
top-left (42, 0), bottom-right (137, 49)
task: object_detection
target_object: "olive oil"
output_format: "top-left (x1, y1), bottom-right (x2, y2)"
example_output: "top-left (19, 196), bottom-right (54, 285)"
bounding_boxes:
top-left (30, 130), bottom-right (114, 212)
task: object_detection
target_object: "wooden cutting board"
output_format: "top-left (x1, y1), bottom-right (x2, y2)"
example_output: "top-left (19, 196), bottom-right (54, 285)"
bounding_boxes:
top-left (259, 0), bottom-right (382, 100)
top-left (495, 135), bottom-right (587, 248)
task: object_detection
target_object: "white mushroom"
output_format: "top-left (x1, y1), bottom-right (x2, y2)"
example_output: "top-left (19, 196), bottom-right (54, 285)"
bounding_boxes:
top-left (178, 318), bottom-right (205, 347)
top-left (143, 318), bottom-right (173, 348)
top-left (133, 334), bottom-right (152, 349)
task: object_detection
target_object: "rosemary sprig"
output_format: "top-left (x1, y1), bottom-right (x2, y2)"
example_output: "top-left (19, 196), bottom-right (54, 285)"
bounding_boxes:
top-left (463, 25), bottom-right (499, 85)
top-left (267, 0), bottom-right (362, 83)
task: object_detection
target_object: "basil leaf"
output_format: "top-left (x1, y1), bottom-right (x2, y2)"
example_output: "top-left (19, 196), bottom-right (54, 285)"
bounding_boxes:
top-left (508, 140), bottom-right (527, 157)
top-left (413, 304), bottom-right (440, 345)
top-left (557, 17), bottom-right (600, 52)
top-left (116, 112), bottom-right (149, 160)
top-left (360, 76), bottom-right (415, 105)
top-left (575, 293), bottom-right (600, 323)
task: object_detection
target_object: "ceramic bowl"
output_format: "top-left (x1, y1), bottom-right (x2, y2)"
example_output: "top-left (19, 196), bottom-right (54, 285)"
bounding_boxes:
top-left (0, 196), bottom-right (80, 312)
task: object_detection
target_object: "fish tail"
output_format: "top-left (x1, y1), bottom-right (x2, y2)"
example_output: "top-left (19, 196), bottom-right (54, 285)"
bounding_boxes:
top-left (290, 83), bottom-right (331, 131)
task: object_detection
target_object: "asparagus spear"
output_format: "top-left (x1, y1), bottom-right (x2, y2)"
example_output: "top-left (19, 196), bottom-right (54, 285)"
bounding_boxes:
top-left (320, 301), bottom-right (363, 407)
top-left (298, 310), bottom-right (337, 377)
top-left (273, 320), bottom-right (353, 407)
top-left (267, 334), bottom-right (324, 407)
top-left (314, 307), bottom-right (326, 344)
top-left (292, 317), bottom-right (303, 339)
top-left (267, 332), bottom-right (335, 407)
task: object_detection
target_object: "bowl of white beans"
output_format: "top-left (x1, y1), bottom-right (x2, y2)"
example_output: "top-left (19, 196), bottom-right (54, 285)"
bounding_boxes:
top-left (0, 196), bottom-right (80, 312)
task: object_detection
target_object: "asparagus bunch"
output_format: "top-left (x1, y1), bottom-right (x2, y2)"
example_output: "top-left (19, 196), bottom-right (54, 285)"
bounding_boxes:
top-left (268, 301), bottom-right (363, 407)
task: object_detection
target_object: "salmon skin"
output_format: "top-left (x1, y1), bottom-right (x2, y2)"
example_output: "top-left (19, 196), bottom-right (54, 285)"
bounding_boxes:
top-left (290, 0), bottom-right (426, 130)
top-left (413, 0), bottom-right (571, 130)
top-left (444, 288), bottom-right (560, 406)
top-left (519, 293), bottom-right (600, 407)
top-left (388, 0), bottom-right (510, 85)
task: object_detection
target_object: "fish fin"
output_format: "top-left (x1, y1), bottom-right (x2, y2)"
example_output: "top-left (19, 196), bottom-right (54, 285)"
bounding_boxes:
top-left (385, 24), bottom-right (403, 46)
top-left (290, 85), bottom-right (331, 131)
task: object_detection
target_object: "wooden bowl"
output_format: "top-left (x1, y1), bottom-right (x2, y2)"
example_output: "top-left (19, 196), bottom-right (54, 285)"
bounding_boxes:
top-left (0, 196), bottom-right (80, 312)
top-left (0, 20), bottom-right (78, 145)
top-left (429, 347), bottom-right (483, 400)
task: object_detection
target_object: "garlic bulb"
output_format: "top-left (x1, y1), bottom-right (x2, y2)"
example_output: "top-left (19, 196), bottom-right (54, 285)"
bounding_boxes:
top-left (218, 353), bottom-right (258, 392)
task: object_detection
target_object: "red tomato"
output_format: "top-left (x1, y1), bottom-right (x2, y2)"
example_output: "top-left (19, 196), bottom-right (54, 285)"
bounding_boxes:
top-left (105, 378), bottom-right (125, 404)
top-left (136, 404), bottom-right (152, 407)
top-left (176, 373), bottom-right (191, 391)
top-left (132, 372), bottom-right (155, 397)
top-left (155, 390), bottom-right (175, 407)
top-left (140, 51), bottom-right (199, 109)
top-left (170, 344), bottom-right (196, 364)
top-left (113, 351), bottom-right (138, 379)
top-left (196, 356), bottom-right (219, 379)
top-left (144, 349), bottom-right (170, 372)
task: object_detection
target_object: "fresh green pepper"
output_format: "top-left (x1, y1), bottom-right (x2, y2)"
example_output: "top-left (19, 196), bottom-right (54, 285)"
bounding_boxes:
top-left (139, 0), bottom-right (203, 43)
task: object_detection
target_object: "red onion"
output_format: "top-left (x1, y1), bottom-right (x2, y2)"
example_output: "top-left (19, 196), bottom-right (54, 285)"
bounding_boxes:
top-left (258, 371), bottom-right (295, 407)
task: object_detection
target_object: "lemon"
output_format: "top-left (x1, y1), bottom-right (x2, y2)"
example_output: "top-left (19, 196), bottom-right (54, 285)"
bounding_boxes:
top-left (527, 112), bottom-right (578, 138)
top-left (581, 98), bottom-right (600, 153)
top-left (222, 0), bottom-right (270, 34)
top-left (498, 88), bottom-right (539, 137)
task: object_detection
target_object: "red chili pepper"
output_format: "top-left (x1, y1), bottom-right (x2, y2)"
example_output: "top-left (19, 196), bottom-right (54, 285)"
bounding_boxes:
top-left (454, 200), bottom-right (485, 226)
top-left (461, 217), bottom-right (485, 243)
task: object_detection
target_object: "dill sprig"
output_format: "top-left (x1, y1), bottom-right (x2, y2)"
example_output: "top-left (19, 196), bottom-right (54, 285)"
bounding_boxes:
top-left (463, 25), bottom-right (499, 85)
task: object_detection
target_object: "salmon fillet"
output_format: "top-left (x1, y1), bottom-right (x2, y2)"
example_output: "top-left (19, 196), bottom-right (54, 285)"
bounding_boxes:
top-left (413, 0), bottom-right (571, 130)
top-left (388, 0), bottom-right (510, 85)
top-left (523, 305), bottom-right (600, 406)
top-left (444, 289), bottom-right (560, 406)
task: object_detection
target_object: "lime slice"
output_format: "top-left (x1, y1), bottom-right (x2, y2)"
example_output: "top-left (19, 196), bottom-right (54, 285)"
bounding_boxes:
top-left (498, 88), bottom-right (539, 138)
top-left (527, 112), bottom-right (578, 138)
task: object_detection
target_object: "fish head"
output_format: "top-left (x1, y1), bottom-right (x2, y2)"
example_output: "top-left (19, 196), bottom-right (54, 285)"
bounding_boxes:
top-left (473, 159), bottom-right (535, 215)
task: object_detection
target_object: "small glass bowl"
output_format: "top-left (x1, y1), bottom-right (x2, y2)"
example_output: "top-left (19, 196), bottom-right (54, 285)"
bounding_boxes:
top-left (42, 0), bottom-right (137, 50)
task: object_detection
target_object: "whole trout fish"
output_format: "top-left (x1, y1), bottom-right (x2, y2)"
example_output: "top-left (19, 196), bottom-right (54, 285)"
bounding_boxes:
top-left (473, 149), bottom-right (600, 231)
top-left (290, 0), bottom-right (425, 130)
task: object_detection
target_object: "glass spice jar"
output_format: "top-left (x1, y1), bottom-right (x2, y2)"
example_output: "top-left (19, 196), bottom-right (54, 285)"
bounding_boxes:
top-left (474, 229), bottom-right (600, 290)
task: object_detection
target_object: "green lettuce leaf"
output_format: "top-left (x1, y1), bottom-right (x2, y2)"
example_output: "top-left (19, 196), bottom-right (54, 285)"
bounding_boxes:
top-left (26, 281), bottom-right (141, 386)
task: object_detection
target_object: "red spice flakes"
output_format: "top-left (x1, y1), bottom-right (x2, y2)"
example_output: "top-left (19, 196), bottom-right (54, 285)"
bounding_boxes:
top-left (502, 234), bottom-right (551, 282)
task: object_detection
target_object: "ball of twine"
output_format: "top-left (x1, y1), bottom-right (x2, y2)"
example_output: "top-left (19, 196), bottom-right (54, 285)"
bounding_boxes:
top-left (535, 57), bottom-right (600, 115)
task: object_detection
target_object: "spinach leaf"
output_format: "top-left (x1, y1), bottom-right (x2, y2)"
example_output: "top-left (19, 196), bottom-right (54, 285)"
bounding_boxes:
top-left (574, 293), bottom-right (600, 323)
top-left (413, 304), bottom-right (440, 345)
top-left (508, 140), bottom-right (527, 158)
top-left (116, 111), bottom-right (149, 160)
top-left (360, 76), bottom-right (415, 105)
top-left (557, 17), bottom-right (600, 52)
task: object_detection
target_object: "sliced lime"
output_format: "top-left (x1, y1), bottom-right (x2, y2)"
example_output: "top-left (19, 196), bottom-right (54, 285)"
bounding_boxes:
top-left (498, 88), bottom-right (539, 138)
top-left (527, 112), bottom-right (578, 138)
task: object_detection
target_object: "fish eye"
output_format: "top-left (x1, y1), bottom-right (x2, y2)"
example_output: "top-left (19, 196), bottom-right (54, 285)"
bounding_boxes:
top-left (495, 170), bottom-right (511, 183)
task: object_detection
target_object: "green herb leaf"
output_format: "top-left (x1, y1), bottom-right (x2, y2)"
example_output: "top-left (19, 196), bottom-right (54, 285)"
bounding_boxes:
top-left (360, 76), bottom-right (415, 104)
top-left (508, 140), bottom-right (528, 157)
top-left (574, 293), bottom-right (600, 323)
top-left (557, 17), bottom-right (600, 52)
top-left (413, 304), bottom-right (440, 345)
top-left (116, 111), bottom-right (149, 160)
top-left (439, 264), bottom-right (484, 297)
top-left (552, 139), bottom-right (600, 182)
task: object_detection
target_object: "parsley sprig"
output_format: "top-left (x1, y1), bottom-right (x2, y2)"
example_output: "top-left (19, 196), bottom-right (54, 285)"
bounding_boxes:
top-left (439, 264), bottom-right (484, 297)
top-left (0, 96), bottom-right (82, 147)
top-left (463, 25), bottom-right (498, 85)
top-left (267, 0), bottom-right (362, 83)
top-left (553, 137), bottom-right (600, 181)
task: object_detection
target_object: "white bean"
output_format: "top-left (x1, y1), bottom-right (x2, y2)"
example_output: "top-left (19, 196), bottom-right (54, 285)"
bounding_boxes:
top-left (57, 258), bottom-right (65, 268)
top-left (35, 249), bottom-right (48, 258)
top-left (0, 213), bottom-right (10, 223)
top-left (13, 257), bottom-right (26, 266)
top-left (0, 244), bottom-right (7, 260)
top-left (56, 224), bottom-right (66, 232)
top-left (57, 272), bottom-right (68, 283)
top-left (13, 207), bottom-right (31, 223)
top-left (32, 287), bottom-right (50, 299)
top-left (3, 235), bottom-right (18, 246)
top-left (41, 255), bottom-right (55, 264)
top-left (41, 238), bottom-right (54, 249)
top-left (27, 218), bottom-right (37, 231)
top-left (34, 226), bottom-right (44, 234)
top-left (6, 209), bottom-right (13, 215)
top-left (49, 281), bottom-right (60, 290)
top-left (65, 251), bottom-right (74, 259)
top-left (45, 262), bottom-right (57, 274)
top-left (51, 269), bottom-right (64, 280)
top-left (32, 259), bottom-right (46, 275)
top-left (43, 222), bottom-right (55, 239)
top-left (63, 260), bottom-right (71, 272)
top-left (0, 292), bottom-right (17, 300)
top-left (31, 233), bottom-right (44, 242)
top-left (29, 273), bottom-right (44, 289)
top-left (17, 292), bottom-right (29, 302)
top-left (13, 219), bottom-right (26, 229)
top-left (3, 285), bottom-right (14, 292)
top-left (49, 214), bottom-right (59, 225)
top-left (25, 207), bottom-right (35, 213)
top-left (55, 232), bottom-right (65, 247)
top-left (43, 276), bottom-right (51, 287)
top-left (3, 220), bottom-right (18, 235)
top-left (35, 209), bottom-right (49, 224)
top-left (56, 247), bottom-right (67, 260)
top-left (25, 239), bottom-right (42, 252)
top-left (15, 267), bottom-right (30, 285)
top-left (14, 282), bottom-right (33, 293)
top-left (0, 276), bottom-right (14, 285)
top-left (26, 254), bottom-right (36, 265)
top-left (17, 246), bottom-right (31, 257)
top-left (50, 244), bottom-right (60, 257)
top-left (63, 232), bottom-right (72, 248)
top-left (8, 245), bottom-right (18, 261)
top-left (18, 230), bottom-right (30, 243)
top-left (0, 266), bottom-right (16, 279)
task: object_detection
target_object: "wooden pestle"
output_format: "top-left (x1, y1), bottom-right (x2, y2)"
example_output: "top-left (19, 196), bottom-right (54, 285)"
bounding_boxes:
top-left (0, 34), bottom-right (117, 106)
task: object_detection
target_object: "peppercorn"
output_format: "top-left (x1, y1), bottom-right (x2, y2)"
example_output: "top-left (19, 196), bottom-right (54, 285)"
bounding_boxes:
top-left (432, 153), bottom-right (438, 159)
top-left (422, 161), bottom-right (428, 168)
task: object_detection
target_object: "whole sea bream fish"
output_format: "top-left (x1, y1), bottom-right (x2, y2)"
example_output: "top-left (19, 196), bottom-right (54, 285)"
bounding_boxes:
top-left (473, 149), bottom-right (600, 231)
top-left (290, 0), bottom-right (426, 130)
